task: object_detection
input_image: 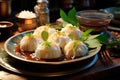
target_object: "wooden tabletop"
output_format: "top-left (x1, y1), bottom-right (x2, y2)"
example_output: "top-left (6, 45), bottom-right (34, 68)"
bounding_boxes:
top-left (0, 31), bottom-right (120, 80)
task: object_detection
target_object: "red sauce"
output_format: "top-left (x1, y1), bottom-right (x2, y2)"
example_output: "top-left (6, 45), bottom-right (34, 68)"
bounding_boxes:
top-left (15, 45), bottom-right (72, 62)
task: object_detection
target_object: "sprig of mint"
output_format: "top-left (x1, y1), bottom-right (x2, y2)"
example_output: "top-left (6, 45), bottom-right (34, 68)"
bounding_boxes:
top-left (42, 41), bottom-right (51, 47)
top-left (96, 33), bottom-right (120, 49)
top-left (96, 33), bottom-right (109, 45)
top-left (41, 31), bottom-right (49, 41)
top-left (73, 40), bottom-right (79, 49)
top-left (80, 29), bottom-right (94, 41)
top-left (41, 31), bottom-right (51, 47)
top-left (81, 29), bottom-right (102, 48)
top-left (60, 7), bottom-right (79, 26)
top-left (109, 38), bottom-right (120, 49)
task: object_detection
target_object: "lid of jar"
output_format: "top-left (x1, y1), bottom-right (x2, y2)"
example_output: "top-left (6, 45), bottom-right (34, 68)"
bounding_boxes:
top-left (37, 0), bottom-right (48, 3)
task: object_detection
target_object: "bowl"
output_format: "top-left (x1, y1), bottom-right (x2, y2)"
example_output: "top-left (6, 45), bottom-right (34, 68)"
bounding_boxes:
top-left (16, 13), bottom-right (37, 32)
top-left (4, 30), bottom-right (101, 76)
top-left (101, 7), bottom-right (120, 27)
top-left (101, 7), bottom-right (120, 20)
top-left (76, 10), bottom-right (113, 33)
top-left (0, 21), bottom-right (14, 41)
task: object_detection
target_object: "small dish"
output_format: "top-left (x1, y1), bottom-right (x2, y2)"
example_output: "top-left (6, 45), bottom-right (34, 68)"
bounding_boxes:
top-left (15, 13), bottom-right (37, 32)
top-left (0, 21), bottom-right (14, 41)
top-left (101, 7), bottom-right (120, 30)
top-left (101, 7), bottom-right (120, 19)
top-left (76, 10), bottom-right (113, 32)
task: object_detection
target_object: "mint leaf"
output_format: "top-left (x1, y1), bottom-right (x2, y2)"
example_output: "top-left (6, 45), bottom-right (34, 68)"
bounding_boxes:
top-left (96, 33), bottom-right (109, 45)
top-left (41, 31), bottom-right (49, 41)
top-left (60, 7), bottom-right (79, 26)
top-left (68, 7), bottom-right (76, 20)
top-left (42, 41), bottom-right (51, 47)
top-left (68, 7), bottom-right (78, 26)
top-left (81, 29), bottom-right (94, 41)
top-left (84, 35), bottom-right (102, 48)
top-left (73, 40), bottom-right (79, 48)
top-left (60, 9), bottom-right (69, 23)
top-left (25, 33), bottom-right (33, 37)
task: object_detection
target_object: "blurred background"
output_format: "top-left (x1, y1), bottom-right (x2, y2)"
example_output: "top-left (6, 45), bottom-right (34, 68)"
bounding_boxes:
top-left (3, 0), bottom-right (120, 22)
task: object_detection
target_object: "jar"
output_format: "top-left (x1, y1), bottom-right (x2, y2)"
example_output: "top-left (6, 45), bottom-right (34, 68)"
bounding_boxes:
top-left (0, 0), bottom-right (12, 20)
top-left (34, 0), bottom-right (50, 26)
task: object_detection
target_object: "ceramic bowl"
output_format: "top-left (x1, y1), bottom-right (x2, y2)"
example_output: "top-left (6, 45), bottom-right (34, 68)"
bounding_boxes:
top-left (101, 7), bottom-right (120, 27)
top-left (16, 13), bottom-right (37, 32)
top-left (76, 10), bottom-right (113, 32)
top-left (0, 21), bottom-right (14, 40)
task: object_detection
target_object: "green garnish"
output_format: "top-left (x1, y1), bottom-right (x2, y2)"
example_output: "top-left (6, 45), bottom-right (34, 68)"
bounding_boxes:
top-left (68, 33), bottom-right (72, 39)
top-left (84, 35), bottom-right (102, 48)
top-left (79, 29), bottom-right (102, 48)
top-left (73, 40), bottom-right (79, 49)
top-left (96, 33), bottom-right (120, 49)
top-left (55, 25), bottom-right (63, 30)
top-left (41, 31), bottom-right (49, 41)
top-left (56, 30), bottom-right (61, 34)
top-left (80, 29), bottom-right (94, 41)
top-left (69, 25), bottom-right (77, 28)
top-left (60, 7), bottom-right (79, 26)
top-left (42, 41), bottom-right (51, 47)
top-left (25, 33), bottom-right (33, 37)
top-left (108, 38), bottom-right (120, 49)
top-left (45, 23), bottom-right (51, 27)
top-left (96, 33), bottom-right (109, 45)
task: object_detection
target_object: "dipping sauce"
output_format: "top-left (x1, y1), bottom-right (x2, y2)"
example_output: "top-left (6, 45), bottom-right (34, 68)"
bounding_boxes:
top-left (77, 10), bottom-right (113, 33)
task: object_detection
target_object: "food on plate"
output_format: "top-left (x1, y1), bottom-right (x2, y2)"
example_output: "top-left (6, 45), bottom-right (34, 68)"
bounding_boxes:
top-left (33, 42), bottom-right (62, 60)
top-left (64, 40), bottom-right (88, 59)
top-left (48, 31), bottom-right (71, 49)
top-left (20, 34), bottom-right (39, 52)
top-left (61, 24), bottom-right (82, 40)
top-left (33, 25), bottom-right (56, 40)
top-left (15, 23), bottom-right (101, 62)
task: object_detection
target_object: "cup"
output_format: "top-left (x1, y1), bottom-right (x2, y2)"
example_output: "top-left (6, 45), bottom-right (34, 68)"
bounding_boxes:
top-left (76, 10), bottom-right (113, 33)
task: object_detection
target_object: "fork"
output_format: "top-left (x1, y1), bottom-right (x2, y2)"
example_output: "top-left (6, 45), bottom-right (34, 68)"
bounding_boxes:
top-left (99, 45), bottom-right (113, 65)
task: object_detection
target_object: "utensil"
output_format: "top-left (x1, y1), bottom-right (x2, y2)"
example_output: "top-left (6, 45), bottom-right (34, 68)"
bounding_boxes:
top-left (99, 45), bottom-right (113, 65)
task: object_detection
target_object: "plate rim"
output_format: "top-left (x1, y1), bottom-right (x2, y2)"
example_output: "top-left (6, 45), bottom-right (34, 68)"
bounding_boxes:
top-left (4, 30), bottom-right (101, 65)
top-left (0, 51), bottom-right (98, 77)
top-left (108, 26), bottom-right (120, 31)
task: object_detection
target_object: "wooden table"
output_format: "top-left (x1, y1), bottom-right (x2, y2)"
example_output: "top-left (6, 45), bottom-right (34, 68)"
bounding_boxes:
top-left (0, 32), bottom-right (120, 80)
